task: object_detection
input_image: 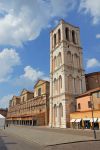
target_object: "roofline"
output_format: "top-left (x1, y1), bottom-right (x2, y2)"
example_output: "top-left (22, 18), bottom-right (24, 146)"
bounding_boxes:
top-left (76, 87), bottom-right (100, 98)
top-left (70, 109), bottom-right (100, 114)
top-left (20, 89), bottom-right (34, 95)
top-left (34, 79), bottom-right (50, 88)
top-left (50, 19), bottom-right (80, 33)
top-left (85, 71), bottom-right (100, 77)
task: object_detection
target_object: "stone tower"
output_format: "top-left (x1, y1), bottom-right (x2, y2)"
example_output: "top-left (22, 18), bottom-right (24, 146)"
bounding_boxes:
top-left (49, 20), bottom-right (86, 128)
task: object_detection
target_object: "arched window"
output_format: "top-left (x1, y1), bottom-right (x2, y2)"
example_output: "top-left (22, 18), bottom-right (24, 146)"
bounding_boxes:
top-left (59, 75), bottom-right (62, 93)
top-left (54, 56), bottom-right (56, 69)
top-left (77, 56), bottom-right (80, 68)
top-left (72, 30), bottom-right (76, 44)
top-left (75, 77), bottom-right (80, 94)
top-left (54, 34), bottom-right (56, 47)
top-left (54, 78), bottom-right (57, 92)
top-left (65, 27), bottom-right (69, 41)
top-left (54, 104), bottom-right (57, 126)
top-left (58, 29), bottom-right (61, 43)
top-left (67, 51), bottom-right (71, 64)
top-left (74, 53), bottom-right (78, 68)
top-left (68, 75), bottom-right (73, 93)
top-left (58, 52), bottom-right (62, 66)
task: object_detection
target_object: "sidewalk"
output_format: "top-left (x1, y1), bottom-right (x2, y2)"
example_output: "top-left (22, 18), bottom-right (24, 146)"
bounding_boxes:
top-left (2, 126), bottom-right (95, 146)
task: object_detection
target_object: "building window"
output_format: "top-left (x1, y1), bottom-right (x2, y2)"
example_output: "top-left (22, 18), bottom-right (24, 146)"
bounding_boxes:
top-left (88, 101), bottom-right (92, 108)
top-left (58, 29), bottom-right (61, 43)
top-left (54, 34), bottom-right (56, 47)
top-left (54, 56), bottom-right (57, 69)
top-left (72, 30), bottom-right (76, 44)
top-left (78, 103), bottom-right (81, 109)
top-left (59, 75), bottom-right (62, 93)
top-left (58, 52), bottom-right (62, 66)
top-left (38, 88), bottom-right (41, 96)
top-left (65, 27), bottom-right (69, 41)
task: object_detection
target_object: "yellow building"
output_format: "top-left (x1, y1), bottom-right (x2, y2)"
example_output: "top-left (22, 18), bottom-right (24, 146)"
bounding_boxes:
top-left (70, 87), bottom-right (100, 129)
top-left (7, 79), bottom-right (50, 126)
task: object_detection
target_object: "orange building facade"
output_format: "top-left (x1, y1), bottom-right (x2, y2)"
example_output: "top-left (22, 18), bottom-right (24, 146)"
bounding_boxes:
top-left (70, 87), bottom-right (100, 129)
top-left (7, 80), bottom-right (50, 126)
top-left (85, 72), bottom-right (100, 91)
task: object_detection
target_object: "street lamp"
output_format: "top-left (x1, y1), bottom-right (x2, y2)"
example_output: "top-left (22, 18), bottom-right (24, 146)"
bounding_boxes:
top-left (90, 94), bottom-right (96, 139)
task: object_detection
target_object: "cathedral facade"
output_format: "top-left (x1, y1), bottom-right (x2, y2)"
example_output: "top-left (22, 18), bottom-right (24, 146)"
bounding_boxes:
top-left (49, 20), bottom-right (86, 128)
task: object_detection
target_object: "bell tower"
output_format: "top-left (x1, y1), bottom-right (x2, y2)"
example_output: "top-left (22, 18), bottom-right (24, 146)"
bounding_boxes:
top-left (49, 20), bottom-right (86, 128)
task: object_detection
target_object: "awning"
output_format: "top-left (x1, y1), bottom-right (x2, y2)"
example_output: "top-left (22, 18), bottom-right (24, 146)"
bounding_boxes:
top-left (90, 118), bottom-right (97, 122)
top-left (83, 118), bottom-right (90, 121)
top-left (70, 119), bottom-right (76, 122)
top-left (75, 119), bottom-right (82, 122)
top-left (98, 118), bottom-right (100, 122)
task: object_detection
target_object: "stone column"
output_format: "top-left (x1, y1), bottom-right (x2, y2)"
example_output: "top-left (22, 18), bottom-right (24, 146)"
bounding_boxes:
top-left (49, 98), bottom-right (53, 127)
top-left (62, 99), bottom-right (67, 128)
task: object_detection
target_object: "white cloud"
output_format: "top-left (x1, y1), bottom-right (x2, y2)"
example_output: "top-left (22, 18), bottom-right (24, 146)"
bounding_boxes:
top-left (0, 0), bottom-right (76, 46)
top-left (96, 34), bottom-right (100, 39)
top-left (79, 0), bottom-right (100, 24)
top-left (21, 66), bottom-right (44, 81)
top-left (0, 48), bottom-right (20, 82)
top-left (13, 66), bottom-right (49, 87)
top-left (0, 94), bottom-right (13, 108)
top-left (86, 58), bottom-right (100, 68)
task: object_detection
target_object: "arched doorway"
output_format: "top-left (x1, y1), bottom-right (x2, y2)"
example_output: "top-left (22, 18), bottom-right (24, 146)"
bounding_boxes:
top-left (54, 104), bottom-right (57, 126)
top-left (59, 103), bottom-right (63, 127)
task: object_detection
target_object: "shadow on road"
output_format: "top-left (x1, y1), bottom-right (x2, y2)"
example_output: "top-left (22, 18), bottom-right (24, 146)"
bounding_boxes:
top-left (0, 136), bottom-right (8, 150)
top-left (0, 131), bottom-right (17, 150)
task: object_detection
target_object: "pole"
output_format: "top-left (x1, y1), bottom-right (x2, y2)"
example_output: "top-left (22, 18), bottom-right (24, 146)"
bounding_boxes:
top-left (91, 95), bottom-right (96, 139)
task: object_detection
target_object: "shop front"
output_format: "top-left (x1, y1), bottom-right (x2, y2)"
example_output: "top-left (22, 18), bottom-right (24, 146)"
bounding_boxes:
top-left (70, 110), bottom-right (100, 130)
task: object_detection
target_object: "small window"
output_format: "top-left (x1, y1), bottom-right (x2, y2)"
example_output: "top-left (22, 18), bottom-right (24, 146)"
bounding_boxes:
top-left (88, 101), bottom-right (92, 108)
top-left (38, 88), bottom-right (41, 96)
top-left (78, 103), bottom-right (81, 109)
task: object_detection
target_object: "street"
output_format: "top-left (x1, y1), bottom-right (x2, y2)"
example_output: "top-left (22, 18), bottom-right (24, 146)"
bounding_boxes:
top-left (0, 129), bottom-right (42, 150)
top-left (0, 126), bottom-right (100, 150)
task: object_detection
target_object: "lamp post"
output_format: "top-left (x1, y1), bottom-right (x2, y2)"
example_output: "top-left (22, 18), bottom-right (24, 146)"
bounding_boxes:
top-left (90, 94), bottom-right (96, 139)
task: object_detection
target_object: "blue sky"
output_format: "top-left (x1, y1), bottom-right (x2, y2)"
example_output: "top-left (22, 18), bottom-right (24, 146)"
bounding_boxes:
top-left (0, 0), bottom-right (100, 108)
